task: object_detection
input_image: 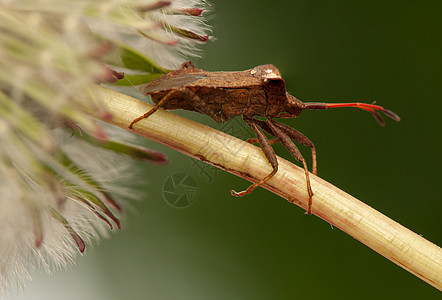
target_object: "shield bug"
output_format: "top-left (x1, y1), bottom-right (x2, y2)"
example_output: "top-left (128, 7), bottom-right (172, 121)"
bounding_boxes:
top-left (129, 61), bottom-right (400, 214)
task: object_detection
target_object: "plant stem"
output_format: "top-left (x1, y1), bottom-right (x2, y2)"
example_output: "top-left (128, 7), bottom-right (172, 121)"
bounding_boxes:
top-left (77, 86), bottom-right (442, 290)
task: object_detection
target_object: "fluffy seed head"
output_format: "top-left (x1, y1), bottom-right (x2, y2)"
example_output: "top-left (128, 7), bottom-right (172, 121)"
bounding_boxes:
top-left (0, 0), bottom-right (209, 294)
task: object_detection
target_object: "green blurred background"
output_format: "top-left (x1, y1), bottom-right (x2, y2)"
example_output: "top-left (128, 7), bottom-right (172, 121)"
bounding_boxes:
top-left (12, 1), bottom-right (441, 299)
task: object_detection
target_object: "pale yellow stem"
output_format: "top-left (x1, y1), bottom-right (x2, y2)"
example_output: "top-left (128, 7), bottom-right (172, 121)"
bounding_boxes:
top-left (77, 86), bottom-right (442, 290)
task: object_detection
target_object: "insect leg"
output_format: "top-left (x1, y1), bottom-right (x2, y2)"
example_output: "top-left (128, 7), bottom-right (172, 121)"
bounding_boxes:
top-left (231, 117), bottom-right (279, 197)
top-left (180, 61), bottom-right (196, 70)
top-left (246, 138), bottom-right (279, 145)
top-left (129, 90), bottom-right (175, 128)
top-left (244, 119), bottom-right (279, 145)
top-left (246, 119), bottom-right (317, 175)
top-left (129, 88), bottom-right (199, 129)
top-left (267, 120), bottom-right (314, 215)
top-left (271, 121), bottom-right (317, 176)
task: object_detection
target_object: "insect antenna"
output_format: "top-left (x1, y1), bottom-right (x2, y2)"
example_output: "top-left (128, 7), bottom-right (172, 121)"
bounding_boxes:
top-left (302, 102), bottom-right (400, 126)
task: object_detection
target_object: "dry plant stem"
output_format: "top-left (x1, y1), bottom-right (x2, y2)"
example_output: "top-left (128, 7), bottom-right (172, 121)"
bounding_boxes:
top-left (78, 86), bottom-right (442, 290)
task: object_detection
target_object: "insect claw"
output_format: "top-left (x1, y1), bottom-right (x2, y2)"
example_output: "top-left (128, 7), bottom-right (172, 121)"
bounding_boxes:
top-left (230, 189), bottom-right (247, 197)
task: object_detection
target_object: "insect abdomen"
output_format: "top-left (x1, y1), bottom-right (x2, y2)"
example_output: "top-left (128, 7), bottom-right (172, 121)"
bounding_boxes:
top-left (193, 87), bottom-right (267, 123)
top-left (151, 91), bottom-right (196, 112)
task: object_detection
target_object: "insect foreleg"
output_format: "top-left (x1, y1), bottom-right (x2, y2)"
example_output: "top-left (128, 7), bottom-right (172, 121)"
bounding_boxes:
top-left (267, 120), bottom-right (314, 215)
top-left (272, 121), bottom-right (317, 175)
top-left (246, 119), bottom-right (317, 176)
top-left (244, 119), bottom-right (279, 145)
top-left (231, 117), bottom-right (279, 197)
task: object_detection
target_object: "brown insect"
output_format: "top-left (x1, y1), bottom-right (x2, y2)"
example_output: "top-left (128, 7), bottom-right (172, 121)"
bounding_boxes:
top-left (129, 61), bottom-right (400, 214)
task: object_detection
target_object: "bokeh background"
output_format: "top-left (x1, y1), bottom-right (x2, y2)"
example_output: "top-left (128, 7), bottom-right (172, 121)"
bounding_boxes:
top-left (9, 1), bottom-right (441, 299)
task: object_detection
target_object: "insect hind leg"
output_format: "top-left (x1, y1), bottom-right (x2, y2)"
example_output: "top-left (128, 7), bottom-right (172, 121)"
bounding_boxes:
top-left (180, 61), bottom-right (197, 70)
top-left (129, 88), bottom-right (199, 129)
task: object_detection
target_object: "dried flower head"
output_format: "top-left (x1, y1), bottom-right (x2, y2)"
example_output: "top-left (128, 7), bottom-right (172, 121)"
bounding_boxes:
top-left (0, 0), bottom-right (210, 294)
